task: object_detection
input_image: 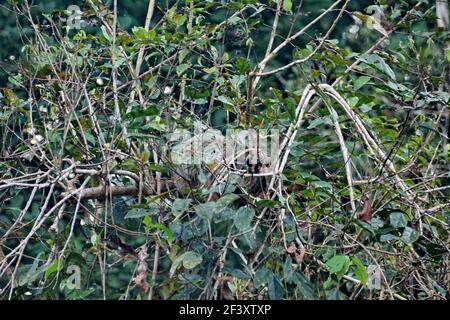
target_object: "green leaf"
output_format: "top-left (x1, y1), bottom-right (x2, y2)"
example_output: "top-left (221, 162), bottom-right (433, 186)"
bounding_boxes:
top-left (101, 25), bottom-right (111, 42)
top-left (267, 275), bottom-right (284, 300)
top-left (325, 255), bottom-right (350, 277)
top-left (293, 271), bottom-right (316, 299)
top-left (214, 193), bottom-right (240, 212)
top-left (307, 118), bottom-right (326, 129)
top-left (401, 227), bottom-right (420, 244)
top-left (351, 257), bottom-right (368, 285)
top-left (132, 27), bottom-right (156, 41)
top-left (389, 212), bottom-right (407, 229)
top-left (125, 206), bottom-right (157, 219)
top-left (172, 199), bottom-right (191, 217)
top-left (283, 0), bottom-right (293, 13)
top-left (203, 66), bottom-right (218, 74)
top-left (45, 259), bottom-right (64, 280)
top-left (169, 251), bottom-right (203, 277)
top-left (171, 13), bottom-right (186, 27)
top-left (182, 251), bottom-right (203, 269)
top-left (233, 207), bottom-right (255, 231)
top-left (217, 95), bottom-right (234, 106)
top-left (354, 76), bottom-right (371, 90)
top-left (360, 53), bottom-right (396, 80)
top-left (169, 254), bottom-right (184, 277)
top-left (380, 234), bottom-right (400, 242)
top-left (143, 216), bottom-right (173, 242)
top-left (195, 202), bottom-right (215, 220)
top-left (178, 48), bottom-right (190, 63)
top-left (235, 57), bottom-right (251, 74)
top-left (348, 97), bottom-right (359, 107)
top-left (254, 267), bottom-right (272, 288)
top-left (176, 63), bottom-right (191, 76)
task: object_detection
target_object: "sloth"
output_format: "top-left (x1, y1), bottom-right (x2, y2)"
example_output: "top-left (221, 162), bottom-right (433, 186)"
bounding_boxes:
top-left (167, 124), bottom-right (278, 194)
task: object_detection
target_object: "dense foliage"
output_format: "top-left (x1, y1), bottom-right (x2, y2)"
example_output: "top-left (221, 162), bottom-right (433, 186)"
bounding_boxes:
top-left (0, 0), bottom-right (449, 300)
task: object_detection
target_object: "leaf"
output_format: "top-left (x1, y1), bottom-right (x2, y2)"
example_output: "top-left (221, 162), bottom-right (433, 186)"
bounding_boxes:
top-left (283, 0), bottom-right (293, 13)
top-left (351, 257), bottom-right (368, 285)
top-left (283, 257), bottom-right (294, 282)
top-left (307, 117), bottom-right (326, 129)
top-left (45, 259), bottom-right (64, 280)
top-left (143, 216), bottom-right (173, 242)
top-left (195, 202), bottom-right (215, 220)
top-left (354, 76), bottom-right (371, 90)
top-left (235, 57), bottom-right (251, 74)
top-left (214, 193), bottom-right (240, 212)
top-left (348, 97), bottom-right (359, 107)
top-left (178, 48), bottom-right (190, 63)
top-left (267, 275), bottom-right (284, 300)
top-left (202, 66), bottom-right (218, 74)
top-left (176, 63), bottom-right (191, 76)
top-left (132, 27), bottom-right (156, 41)
top-left (325, 255), bottom-right (350, 277)
top-left (380, 234), bottom-right (400, 242)
top-left (182, 251), bottom-right (203, 269)
top-left (171, 13), bottom-right (186, 27)
top-left (125, 206), bottom-right (157, 219)
top-left (360, 53), bottom-right (396, 80)
top-left (217, 95), bottom-right (234, 106)
top-left (101, 25), bottom-right (111, 42)
top-left (389, 212), bottom-right (407, 229)
top-left (401, 227), bottom-right (420, 244)
top-left (233, 207), bottom-right (255, 231)
top-left (172, 199), bottom-right (191, 217)
top-left (169, 254), bottom-right (184, 277)
top-left (254, 267), bottom-right (272, 289)
top-left (293, 271), bottom-right (316, 299)
top-left (169, 251), bottom-right (202, 277)
top-left (357, 197), bottom-right (372, 224)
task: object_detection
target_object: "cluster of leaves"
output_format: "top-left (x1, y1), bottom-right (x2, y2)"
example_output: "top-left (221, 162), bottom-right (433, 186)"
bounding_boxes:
top-left (0, 0), bottom-right (449, 300)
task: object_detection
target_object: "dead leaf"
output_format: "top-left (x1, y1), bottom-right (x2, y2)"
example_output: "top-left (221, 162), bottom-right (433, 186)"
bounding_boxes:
top-left (294, 246), bottom-right (306, 265)
top-left (358, 195), bottom-right (373, 224)
top-left (134, 245), bottom-right (149, 293)
top-left (286, 242), bottom-right (297, 254)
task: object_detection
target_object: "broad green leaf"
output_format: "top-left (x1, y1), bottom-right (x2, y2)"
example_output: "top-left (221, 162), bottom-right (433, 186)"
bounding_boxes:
top-left (254, 267), bottom-right (272, 288)
top-left (195, 202), bottom-right (215, 220)
top-left (235, 57), bottom-right (251, 74)
top-left (380, 234), bottom-right (400, 242)
top-left (45, 258), bottom-right (64, 280)
top-left (307, 118), bottom-right (326, 129)
top-left (125, 206), bottom-right (157, 219)
top-left (283, 0), bottom-right (293, 13)
top-left (182, 251), bottom-right (202, 269)
top-left (176, 63), bottom-right (190, 76)
top-left (234, 207), bottom-right (255, 231)
top-left (351, 257), bottom-right (368, 285)
top-left (401, 227), bottom-right (420, 244)
top-left (325, 255), bottom-right (350, 277)
top-left (214, 193), bottom-right (240, 212)
top-left (172, 199), bottom-right (191, 217)
top-left (389, 212), bottom-right (407, 229)
top-left (267, 275), bottom-right (284, 300)
top-left (348, 96), bottom-right (359, 107)
top-left (169, 251), bottom-right (203, 277)
top-left (143, 216), bottom-right (173, 242)
top-left (354, 76), bottom-right (371, 90)
top-left (360, 53), bottom-right (396, 80)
